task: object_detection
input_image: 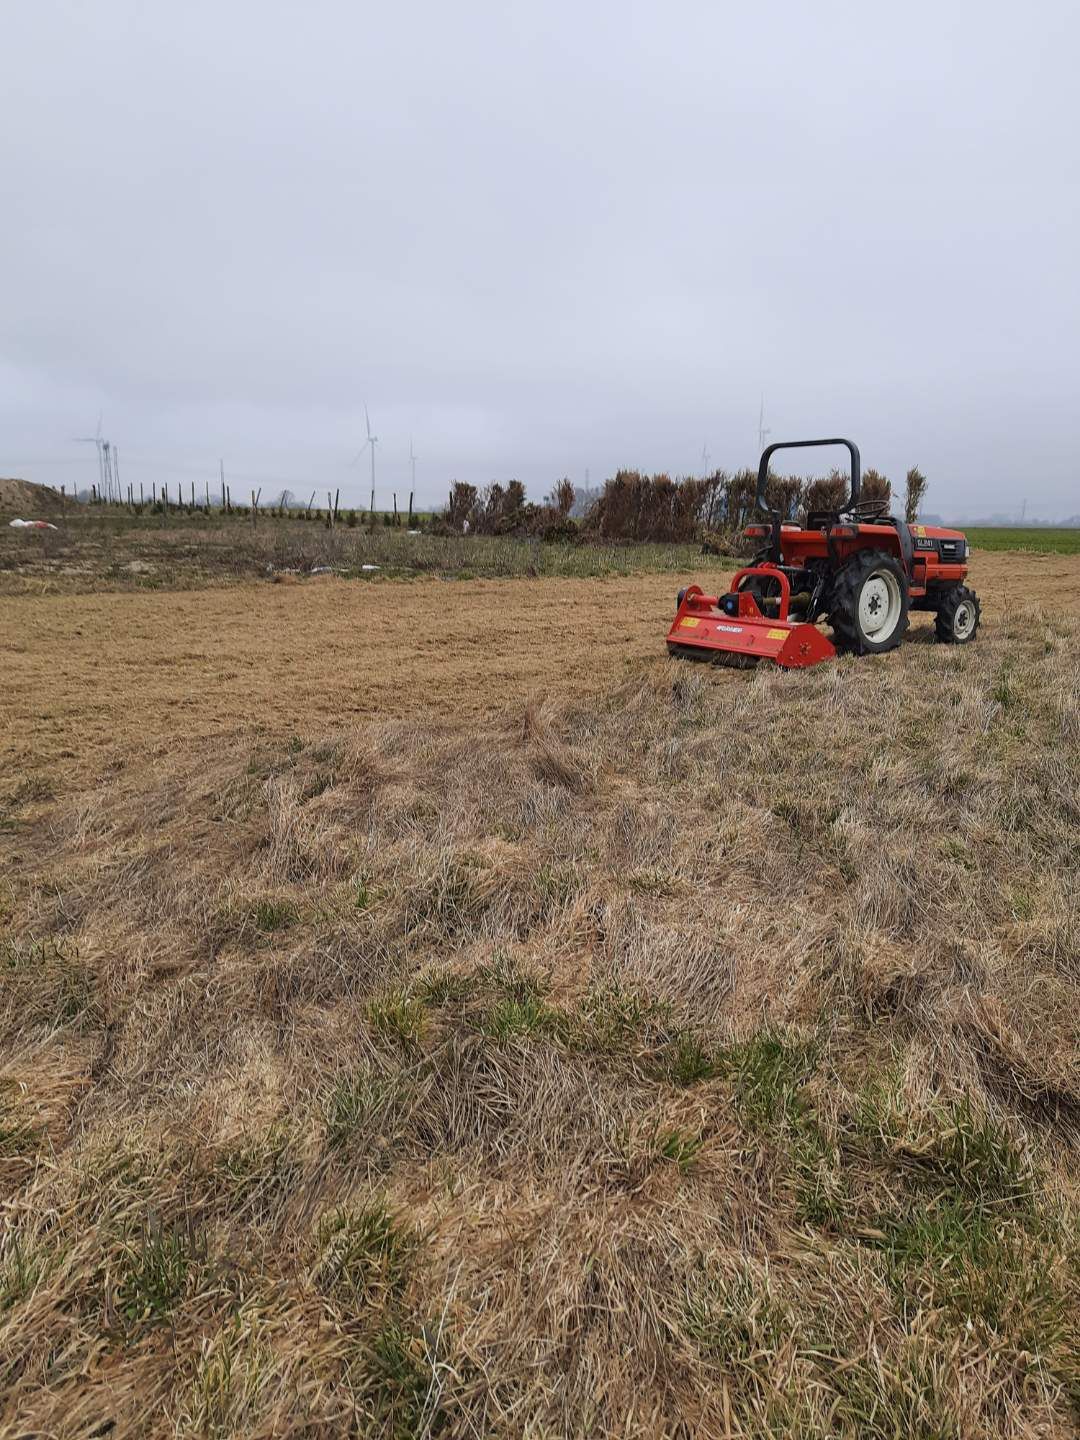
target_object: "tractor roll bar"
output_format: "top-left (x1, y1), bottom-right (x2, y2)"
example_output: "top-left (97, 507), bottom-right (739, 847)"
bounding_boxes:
top-left (756, 437), bottom-right (861, 513)
top-left (755, 438), bottom-right (861, 562)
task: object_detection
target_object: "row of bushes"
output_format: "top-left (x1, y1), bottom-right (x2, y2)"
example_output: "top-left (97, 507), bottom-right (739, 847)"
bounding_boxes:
top-left (588, 467), bottom-right (898, 544)
top-left (444, 466), bottom-right (928, 545)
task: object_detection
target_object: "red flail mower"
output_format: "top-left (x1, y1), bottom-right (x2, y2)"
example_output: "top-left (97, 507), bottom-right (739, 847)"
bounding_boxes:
top-left (668, 438), bottom-right (980, 669)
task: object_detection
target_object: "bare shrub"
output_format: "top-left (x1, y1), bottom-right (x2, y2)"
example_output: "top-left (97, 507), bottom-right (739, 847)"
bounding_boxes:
top-left (861, 466), bottom-right (892, 509)
top-left (905, 465), bottom-right (929, 523)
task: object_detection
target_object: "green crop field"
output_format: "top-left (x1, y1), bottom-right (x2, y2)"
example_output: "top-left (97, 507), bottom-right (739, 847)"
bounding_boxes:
top-left (965, 526), bottom-right (1080, 554)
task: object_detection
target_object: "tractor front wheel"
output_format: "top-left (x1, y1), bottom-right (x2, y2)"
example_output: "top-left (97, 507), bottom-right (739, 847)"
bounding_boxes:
top-left (935, 585), bottom-right (981, 644)
top-left (829, 550), bottom-right (910, 655)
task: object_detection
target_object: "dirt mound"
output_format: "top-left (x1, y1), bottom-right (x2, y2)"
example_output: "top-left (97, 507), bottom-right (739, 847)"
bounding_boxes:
top-left (0, 477), bottom-right (64, 515)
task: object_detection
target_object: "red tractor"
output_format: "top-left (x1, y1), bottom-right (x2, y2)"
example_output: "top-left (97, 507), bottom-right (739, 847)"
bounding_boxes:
top-left (668, 438), bottom-right (980, 669)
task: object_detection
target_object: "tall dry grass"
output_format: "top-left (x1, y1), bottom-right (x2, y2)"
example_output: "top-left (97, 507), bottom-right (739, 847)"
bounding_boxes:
top-left (1, 606), bottom-right (1078, 1437)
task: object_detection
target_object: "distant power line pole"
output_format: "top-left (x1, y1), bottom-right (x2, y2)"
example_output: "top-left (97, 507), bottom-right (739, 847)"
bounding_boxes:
top-left (758, 395), bottom-right (771, 453)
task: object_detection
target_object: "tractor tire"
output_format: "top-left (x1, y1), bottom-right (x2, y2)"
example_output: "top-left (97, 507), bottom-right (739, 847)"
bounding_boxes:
top-left (935, 584), bottom-right (981, 644)
top-left (829, 549), bottom-right (910, 655)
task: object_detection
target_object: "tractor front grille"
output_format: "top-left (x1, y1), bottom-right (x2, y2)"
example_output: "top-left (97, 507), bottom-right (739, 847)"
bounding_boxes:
top-left (939, 539), bottom-right (965, 561)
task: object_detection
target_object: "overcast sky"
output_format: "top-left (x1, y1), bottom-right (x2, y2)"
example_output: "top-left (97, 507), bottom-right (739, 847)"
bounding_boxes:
top-left (3, 0), bottom-right (1078, 518)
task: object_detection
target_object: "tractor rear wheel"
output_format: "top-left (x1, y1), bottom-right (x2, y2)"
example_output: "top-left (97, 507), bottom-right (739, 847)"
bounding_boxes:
top-left (829, 549), bottom-right (910, 655)
top-left (935, 584), bottom-right (981, 643)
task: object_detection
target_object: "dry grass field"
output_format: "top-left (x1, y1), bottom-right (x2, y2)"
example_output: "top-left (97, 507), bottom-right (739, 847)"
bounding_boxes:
top-left (2, 549), bottom-right (1079, 1437)
top-left (3, 550), bottom-right (1078, 776)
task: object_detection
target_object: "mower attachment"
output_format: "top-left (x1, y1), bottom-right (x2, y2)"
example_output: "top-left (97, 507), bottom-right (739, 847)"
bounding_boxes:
top-left (666, 575), bottom-right (836, 670)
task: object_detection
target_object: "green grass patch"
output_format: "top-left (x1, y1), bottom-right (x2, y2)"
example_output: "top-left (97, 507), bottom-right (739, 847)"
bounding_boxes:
top-left (325, 1070), bottom-right (399, 1149)
top-left (533, 861), bottom-right (580, 911)
top-left (117, 1221), bottom-right (198, 1324)
top-left (684, 1263), bottom-right (793, 1368)
top-left (658, 1127), bottom-right (704, 1173)
top-left (348, 1318), bottom-right (433, 1438)
top-left (665, 1030), bottom-right (717, 1086)
top-left (867, 1197), bottom-right (1070, 1354)
top-left (415, 966), bottom-right (474, 1007)
top-left (483, 992), bottom-right (566, 1042)
top-left (854, 1085), bottom-right (1034, 1206)
top-left (965, 526), bottom-right (1080, 554)
top-left (575, 984), bottom-right (666, 1053)
top-left (720, 1030), bottom-right (818, 1129)
top-left (368, 991), bottom-right (427, 1049)
top-left (314, 1200), bottom-right (414, 1309)
top-left (0, 1236), bottom-right (53, 1312)
top-left (250, 897), bottom-right (298, 932)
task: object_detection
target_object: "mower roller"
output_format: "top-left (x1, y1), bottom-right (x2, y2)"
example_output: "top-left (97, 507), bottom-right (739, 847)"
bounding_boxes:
top-left (668, 437), bottom-right (980, 670)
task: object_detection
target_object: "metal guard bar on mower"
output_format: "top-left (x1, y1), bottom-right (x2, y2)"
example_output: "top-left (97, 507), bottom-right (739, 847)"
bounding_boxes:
top-left (729, 565), bottom-right (792, 620)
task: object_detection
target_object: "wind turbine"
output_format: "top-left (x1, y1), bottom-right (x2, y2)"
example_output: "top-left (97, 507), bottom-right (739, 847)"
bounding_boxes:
top-left (757, 394), bottom-right (771, 453)
top-left (73, 412), bottom-right (105, 496)
top-left (365, 405), bottom-right (378, 513)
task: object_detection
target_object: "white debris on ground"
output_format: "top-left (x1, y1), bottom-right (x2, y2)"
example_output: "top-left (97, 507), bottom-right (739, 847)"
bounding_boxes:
top-left (8, 518), bottom-right (59, 530)
top-left (361, 563), bottom-right (380, 571)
